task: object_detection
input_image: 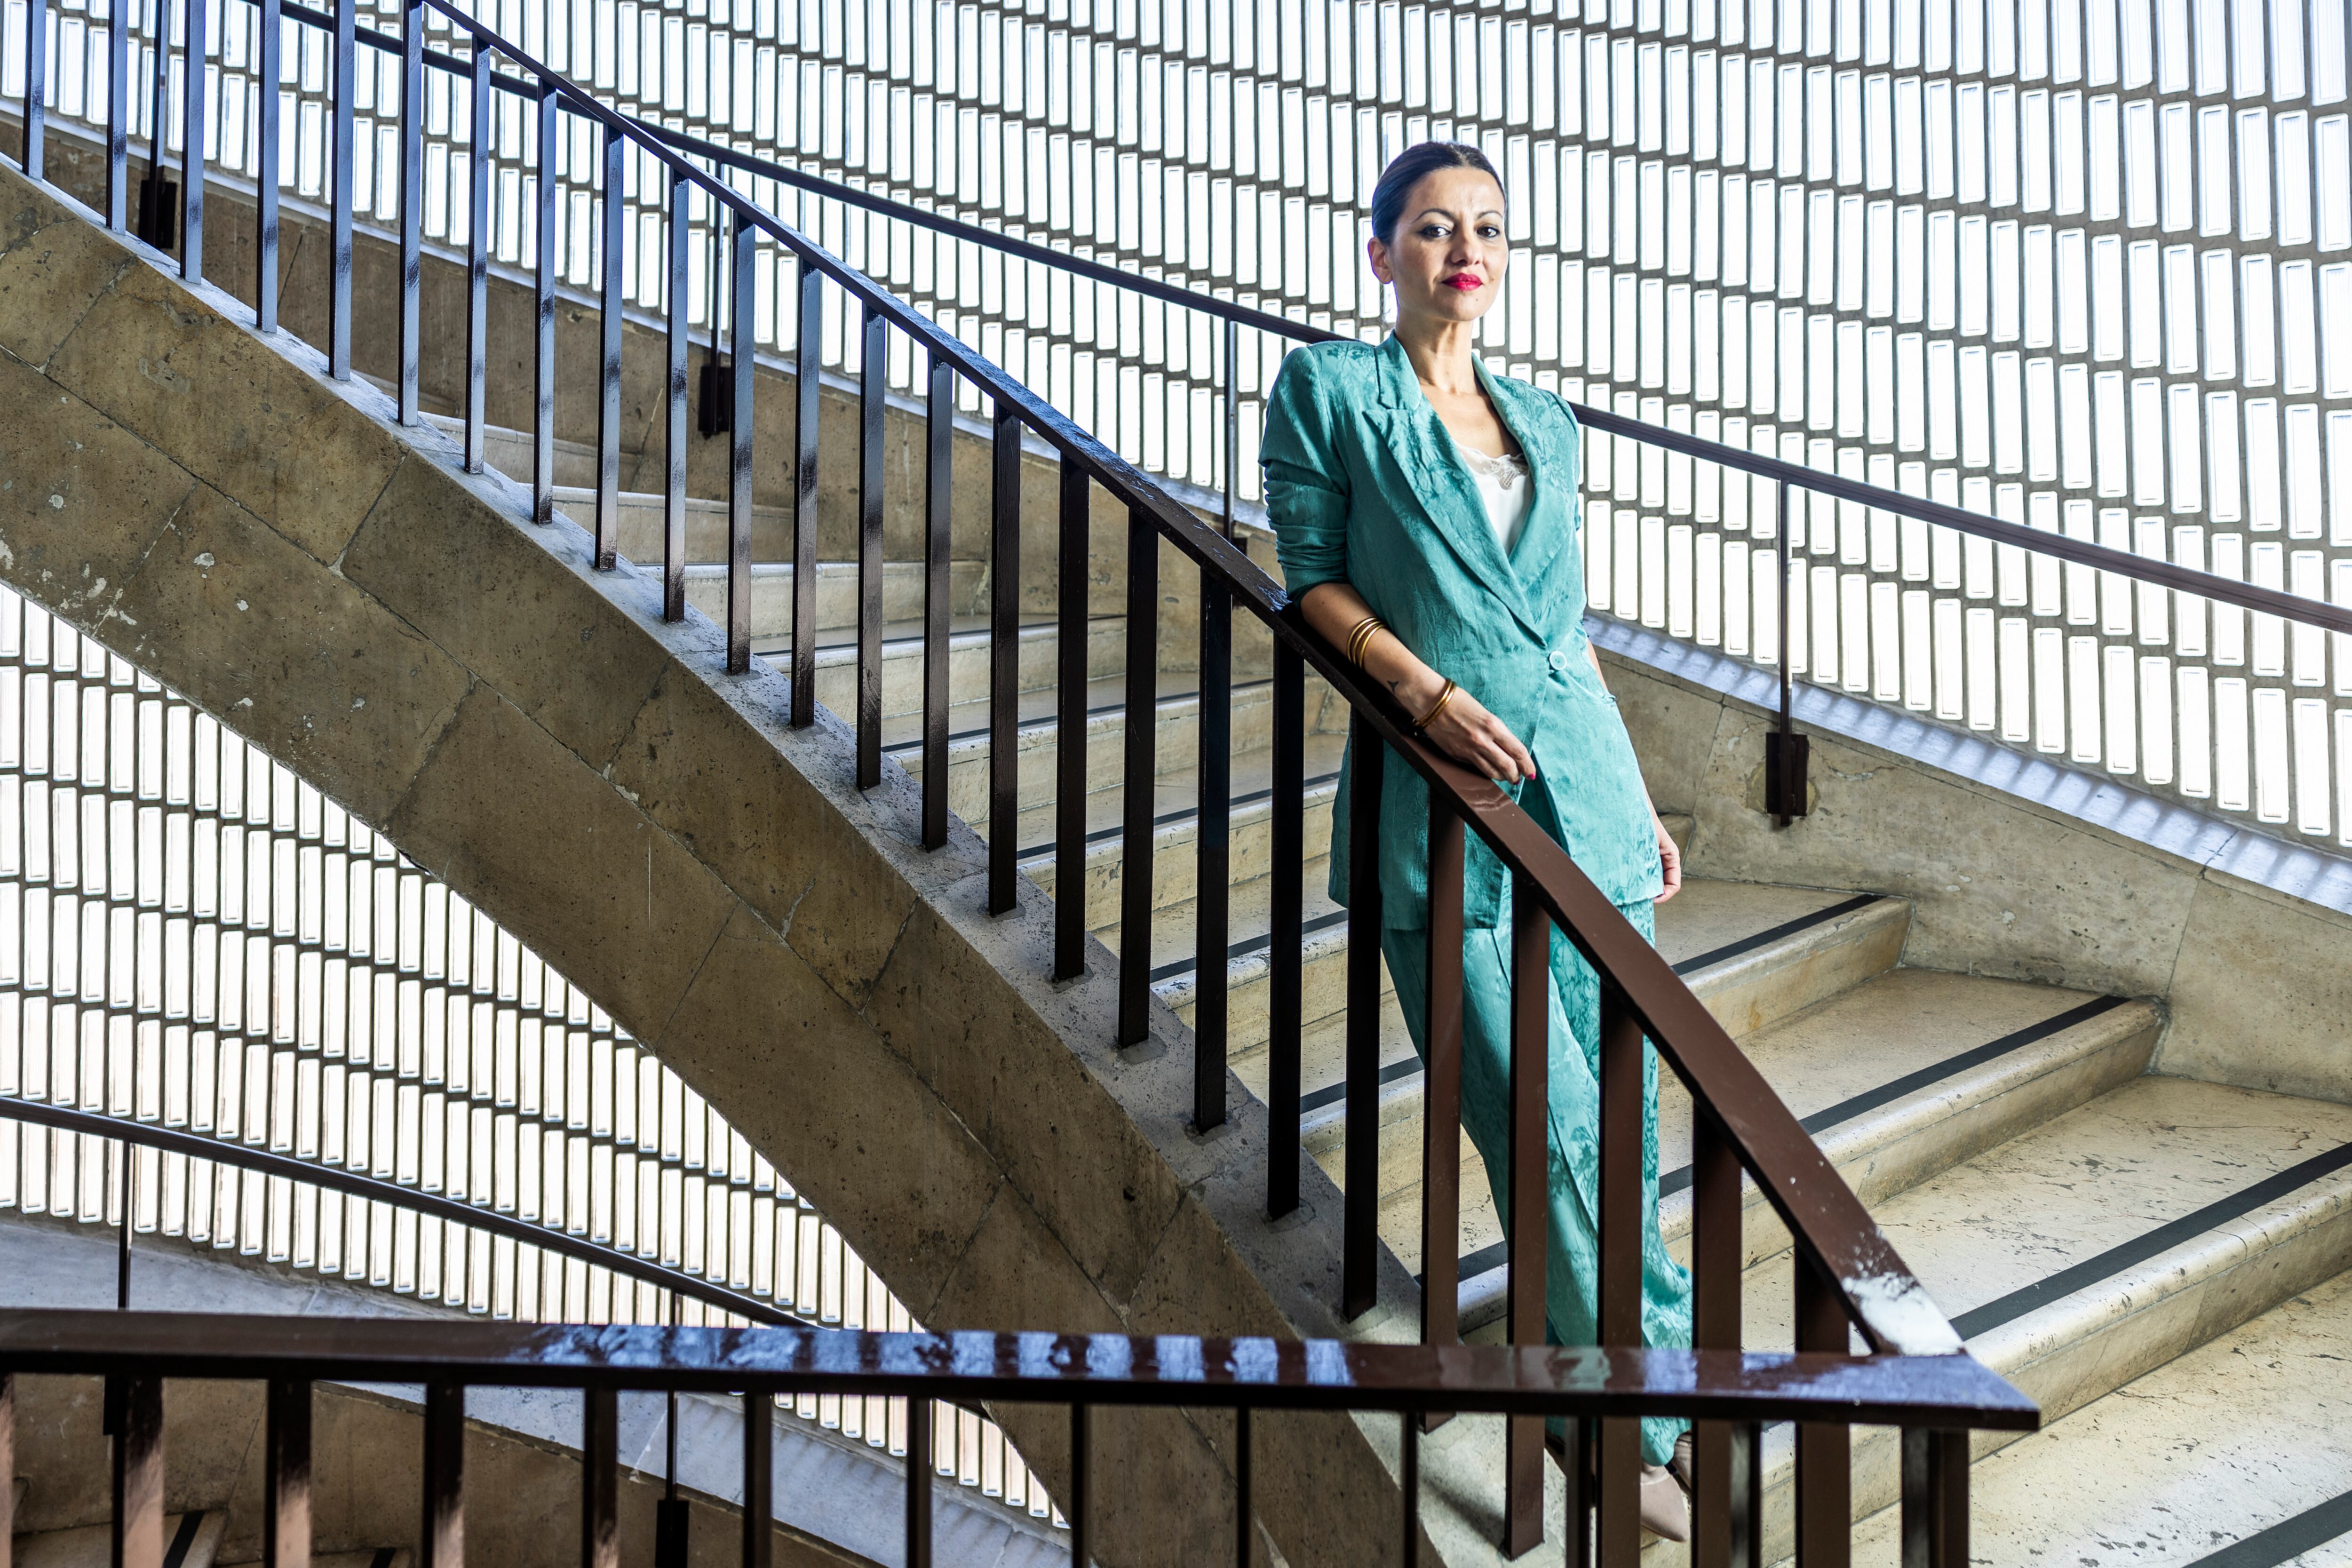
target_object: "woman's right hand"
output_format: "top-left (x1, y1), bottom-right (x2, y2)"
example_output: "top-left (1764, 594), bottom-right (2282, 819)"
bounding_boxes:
top-left (1412, 677), bottom-right (1538, 785)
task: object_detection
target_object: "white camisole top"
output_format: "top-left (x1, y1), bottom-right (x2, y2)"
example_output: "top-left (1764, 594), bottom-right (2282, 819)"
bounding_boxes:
top-left (1459, 443), bottom-right (1534, 559)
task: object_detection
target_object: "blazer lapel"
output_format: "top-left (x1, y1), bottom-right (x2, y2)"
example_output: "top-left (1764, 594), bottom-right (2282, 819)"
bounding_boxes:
top-left (1364, 337), bottom-right (1538, 629)
top-left (1482, 364), bottom-right (1578, 592)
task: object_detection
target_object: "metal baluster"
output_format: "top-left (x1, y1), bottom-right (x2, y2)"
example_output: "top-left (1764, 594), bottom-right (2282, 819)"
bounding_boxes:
top-left (1768, 481), bottom-right (1808, 825)
top-left (254, 0), bottom-right (278, 328)
top-left (1794, 1258), bottom-right (1852, 1568)
top-left (265, 1379), bottom-right (312, 1568)
top-left (1194, 562), bottom-right (1231, 1132)
top-left (1419, 799), bottom-right (1463, 1388)
top-left (1341, 709), bottom-right (1382, 1318)
top-left (921, 356), bottom-right (954, 850)
top-left (1053, 456), bottom-right (1088, 980)
top-left (1068, 1403), bottom-right (1089, 1568)
top-left (986, 398), bottom-right (1021, 915)
top-left (1233, 1407), bottom-right (1252, 1566)
top-left (1691, 1110), bottom-right (1759, 1568)
top-left (21, 0), bottom-right (45, 179)
top-left (858, 303), bottom-right (887, 788)
top-left (1117, 505), bottom-right (1157, 1043)
top-left (789, 260), bottom-right (820, 721)
top-left (594, 126), bottom-right (624, 570)
top-left (1264, 641), bottom-right (1303, 1218)
top-left (396, 0), bottom-right (422, 425)
top-left (1503, 868), bottom-right (1549, 1558)
top-left (530, 85), bottom-right (556, 521)
top-left (116, 1139), bottom-right (132, 1307)
top-left (105, 0), bottom-right (127, 228)
top-left (112, 1375), bottom-right (164, 1568)
top-left (0, 1376), bottom-right (14, 1554)
top-left (1399, 1408), bottom-right (1419, 1568)
top-left (656, 1298), bottom-right (687, 1567)
top-left (1899, 1430), bottom-right (1969, 1568)
top-left (1596, 982), bottom-right (1645, 1564)
top-left (421, 1379), bottom-right (463, 1568)
top-left (462, 43), bottom-right (490, 473)
top-left (137, 0), bottom-right (169, 244)
top-left (1222, 318), bottom-right (1239, 533)
top-left (741, 1391), bottom-right (773, 1568)
top-left (582, 1387), bottom-right (618, 1568)
top-left (662, 174), bottom-right (689, 621)
top-left (176, 0), bottom-right (202, 279)
top-left (904, 1394), bottom-right (933, 1568)
top-left (327, 0), bottom-right (352, 377)
top-left (726, 216), bottom-right (755, 673)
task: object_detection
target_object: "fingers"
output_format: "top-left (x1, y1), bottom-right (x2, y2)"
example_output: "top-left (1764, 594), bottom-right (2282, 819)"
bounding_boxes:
top-left (1654, 820), bottom-right (1684, 901)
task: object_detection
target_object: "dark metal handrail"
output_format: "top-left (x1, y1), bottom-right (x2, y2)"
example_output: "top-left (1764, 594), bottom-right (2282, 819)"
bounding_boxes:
top-left (5, 5), bottom-right (2020, 1556)
top-left (0, 1096), bottom-right (818, 1333)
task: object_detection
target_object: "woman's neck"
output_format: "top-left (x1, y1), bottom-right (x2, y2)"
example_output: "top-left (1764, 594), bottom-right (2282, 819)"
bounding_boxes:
top-left (1392, 315), bottom-right (1482, 398)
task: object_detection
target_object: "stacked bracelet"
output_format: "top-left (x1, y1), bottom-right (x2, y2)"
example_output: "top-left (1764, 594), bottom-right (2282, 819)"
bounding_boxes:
top-left (1343, 614), bottom-right (1387, 666)
top-left (1414, 678), bottom-right (1460, 732)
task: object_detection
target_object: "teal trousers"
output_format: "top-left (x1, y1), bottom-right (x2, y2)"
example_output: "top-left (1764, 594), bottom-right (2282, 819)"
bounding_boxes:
top-left (1378, 792), bottom-right (1692, 1467)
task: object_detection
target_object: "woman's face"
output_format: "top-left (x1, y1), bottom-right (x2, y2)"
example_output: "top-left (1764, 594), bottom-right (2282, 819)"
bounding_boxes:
top-left (1367, 167), bottom-right (1510, 329)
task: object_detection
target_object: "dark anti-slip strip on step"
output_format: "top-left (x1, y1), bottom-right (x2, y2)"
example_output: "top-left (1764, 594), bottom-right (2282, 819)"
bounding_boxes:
top-left (1146, 908), bottom-right (1349, 984)
top-left (1950, 1138), bottom-right (2352, 1341)
top-left (1018, 771), bottom-right (1342, 857)
top-left (163, 1512), bottom-right (206, 1568)
top-left (1668, 892), bottom-right (1885, 976)
top-left (2181, 1488), bottom-right (2352, 1568)
top-left (1655, 994), bottom-right (2136, 1198)
top-left (1298, 1054), bottom-right (1424, 1118)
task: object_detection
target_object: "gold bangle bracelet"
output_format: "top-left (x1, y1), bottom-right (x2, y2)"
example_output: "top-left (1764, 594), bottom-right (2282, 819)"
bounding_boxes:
top-left (1414, 678), bottom-right (1460, 732)
top-left (1345, 615), bottom-right (1386, 666)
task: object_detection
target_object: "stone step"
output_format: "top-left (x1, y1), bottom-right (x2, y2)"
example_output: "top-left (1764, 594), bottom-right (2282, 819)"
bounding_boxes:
top-left (13, 1510), bottom-right (227, 1568)
top-left (684, 559), bottom-right (990, 639)
top-left (1673, 1075), bottom-right (2352, 1567)
top-left (802, 614), bottom-right (1128, 724)
top-left (1845, 1257), bottom-right (2352, 1568)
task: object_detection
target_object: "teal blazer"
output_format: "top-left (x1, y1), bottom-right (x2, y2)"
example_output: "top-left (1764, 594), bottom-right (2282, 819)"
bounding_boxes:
top-left (1262, 335), bottom-right (1662, 930)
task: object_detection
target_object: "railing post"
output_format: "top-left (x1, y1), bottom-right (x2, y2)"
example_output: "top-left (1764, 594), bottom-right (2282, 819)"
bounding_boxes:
top-left (1767, 481), bottom-right (1809, 825)
top-left (1419, 798), bottom-right (1464, 1386)
top-left (463, 41), bottom-right (490, 474)
top-left (858, 302), bottom-right (888, 787)
top-left (1341, 708), bottom-right (1383, 1319)
top-left (327, 0), bottom-right (354, 377)
top-left (741, 1390), bottom-right (772, 1568)
top-left (421, 1379), bottom-right (464, 1568)
top-left (253, 0), bottom-right (278, 328)
top-left (904, 1395), bottom-right (932, 1568)
top-left (1691, 1110), bottom-right (1759, 1568)
top-left (594, 125), bottom-right (625, 569)
top-left (135, 0), bottom-right (170, 244)
top-left (789, 259), bottom-right (821, 724)
top-left (582, 1386), bottom-right (617, 1568)
top-left (177, 0), bottom-right (205, 279)
top-left (1053, 454), bottom-right (1089, 980)
top-left (1068, 1403), bottom-right (1090, 1568)
top-left (396, 0), bottom-right (422, 424)
top-left (725, 215), bottom-right (755, 674)
top-left (530, 84), bottom-right (557, 520)
top-left (112, 1374), bottom-right (165, 1568)
top-left (104, 0), bottom-right (126, 229)
top-left (1118, 504), bottom-right (1159, 1042)
top-left (1233, 1406), bottom-right (1252, 1567)
top-left (1900, 1430), bottom-right (1969, 1568)
top-left (663, 175), bottom-right (691, 621)
top-left (922, 358), bottom-right (956, 850)
top-left (1264, 640), bottom-right (1304, 1218)
top-left (1503, 868), bottom-right (1549, 1558)
top-left (1794, 1257), bottom-right (1852, 1568)
top-left (21, 0), bottom-right (46, 180)
top-left (1194, 560), bottom-right (1232, 1130)
top-left (986, 397), bottom-right (1021, 916)
top-left (265, 1379), bottom-right (312, 1568)
top-left (1596, 983), bottom-right (1645, 1563)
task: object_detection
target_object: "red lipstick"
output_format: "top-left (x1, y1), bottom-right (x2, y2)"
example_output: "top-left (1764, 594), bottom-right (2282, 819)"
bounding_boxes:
top-left (1445, 272), bottom-right (1484, 291)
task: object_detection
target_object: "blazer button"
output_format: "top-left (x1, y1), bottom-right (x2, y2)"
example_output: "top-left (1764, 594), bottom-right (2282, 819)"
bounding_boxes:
top-left (1548, 650), bottom-right (1571, 672)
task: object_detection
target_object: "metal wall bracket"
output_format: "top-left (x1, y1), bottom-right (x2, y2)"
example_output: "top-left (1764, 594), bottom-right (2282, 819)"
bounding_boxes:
top-left (1765, 729), bottom-right (1810, 827)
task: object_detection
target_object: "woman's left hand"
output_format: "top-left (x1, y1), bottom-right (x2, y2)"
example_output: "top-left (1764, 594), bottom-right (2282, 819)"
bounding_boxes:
top-left (1653, 812), bottom-right (1683, 902)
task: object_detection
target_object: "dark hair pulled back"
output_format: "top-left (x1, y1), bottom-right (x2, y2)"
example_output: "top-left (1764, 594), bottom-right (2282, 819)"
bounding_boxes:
top-left (1367, 142), bottom-right (1506, 247)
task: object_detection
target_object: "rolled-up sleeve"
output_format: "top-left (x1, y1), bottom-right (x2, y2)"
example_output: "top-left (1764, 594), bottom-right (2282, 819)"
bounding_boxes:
top-left (1260, 350), bottom-right (1352, 597)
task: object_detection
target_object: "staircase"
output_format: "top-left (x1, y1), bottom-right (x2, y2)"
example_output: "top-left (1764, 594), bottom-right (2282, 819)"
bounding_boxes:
top-left (438, 399), bottom-right (2352, 1564)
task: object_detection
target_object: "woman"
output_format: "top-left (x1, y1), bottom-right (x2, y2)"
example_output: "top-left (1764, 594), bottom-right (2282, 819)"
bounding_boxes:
top-left (1260, 142), bottom-right (1695, 1541)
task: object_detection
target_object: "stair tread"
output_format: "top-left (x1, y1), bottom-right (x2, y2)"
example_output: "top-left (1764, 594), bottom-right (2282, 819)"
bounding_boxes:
top-left (1651, 879), bottom-right (1881, 970)
top-left (1018, 736), bottom-right (1348, 864)
top-left (1736, 1076), bottom-right (2352, 1354)
top-left (15, 1510), bottom-right (225, 1568)
top-left (1653, 969), bottom-right (2142, 1174)
top-left (1849, 1261), bottom-right (2352, 1568)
